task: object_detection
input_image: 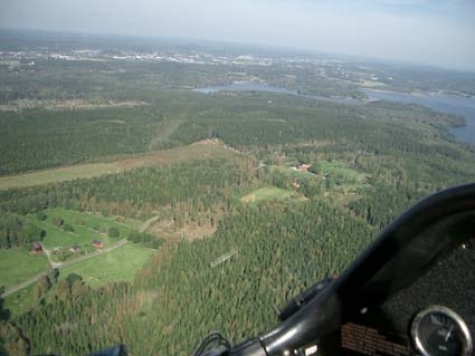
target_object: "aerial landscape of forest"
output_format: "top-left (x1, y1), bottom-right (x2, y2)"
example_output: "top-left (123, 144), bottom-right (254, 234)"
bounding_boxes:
top-left (0, 20), bottom-right (474, 355)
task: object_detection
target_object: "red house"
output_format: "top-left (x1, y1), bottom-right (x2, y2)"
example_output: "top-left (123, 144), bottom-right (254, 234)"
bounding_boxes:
top-left (30, 242), bottom-right (43, 254)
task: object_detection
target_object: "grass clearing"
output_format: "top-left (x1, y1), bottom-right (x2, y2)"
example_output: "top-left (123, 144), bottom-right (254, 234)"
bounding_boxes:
top-left (241, 187), bottom-right (306, 203)
top-left (316, 160), bottom-right (367, 184)
top-left (0, 249), bottom-right (48, 288)
top-left (3, 283), bottom-right (36, 316)
top-left (268, 165), bottom-right (316, 180)
top-left (1, 210), bottom-right (151, 315)
top-left (60, 244), bottom-right (155, 288)
top-left (266, 161), bottom-right (369, 198)
top-left (0, 142), bottom-right (237, 190)
top-left (28, 208), bottom-right (140, 258)
top-left (3, 244), bottom-right (155, 315)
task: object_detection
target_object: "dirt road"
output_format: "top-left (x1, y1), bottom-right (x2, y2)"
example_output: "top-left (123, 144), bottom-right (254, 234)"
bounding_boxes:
top-left (138, 215), bottom-right (160, 233)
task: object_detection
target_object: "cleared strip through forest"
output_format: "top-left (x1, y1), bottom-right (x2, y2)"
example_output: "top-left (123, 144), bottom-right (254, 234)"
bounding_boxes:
top-left (0, 142), bottom-right (237, 191)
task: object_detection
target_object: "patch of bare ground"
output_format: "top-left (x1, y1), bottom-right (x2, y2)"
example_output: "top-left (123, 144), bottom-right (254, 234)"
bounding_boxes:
top-left (149, 220), bottom-right (216, 241)
top-left (193, 138), bottom-right (241, 154)
top-left (132, 219), bottom-right (216, 288)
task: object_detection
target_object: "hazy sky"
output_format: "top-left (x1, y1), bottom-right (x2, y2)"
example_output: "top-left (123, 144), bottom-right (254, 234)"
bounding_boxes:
top-left (1, 0), bottom-right (474, 70)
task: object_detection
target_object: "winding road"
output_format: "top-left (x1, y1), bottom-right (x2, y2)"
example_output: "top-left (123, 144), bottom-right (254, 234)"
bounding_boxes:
top-left (1, 216), bottom-right (159, 298)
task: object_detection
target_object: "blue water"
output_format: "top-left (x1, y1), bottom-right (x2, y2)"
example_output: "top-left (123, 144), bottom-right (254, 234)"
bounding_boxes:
top-left (362, 89), bottom-right (475, 144)
top-left (193, 83), bottom-right (475, 144)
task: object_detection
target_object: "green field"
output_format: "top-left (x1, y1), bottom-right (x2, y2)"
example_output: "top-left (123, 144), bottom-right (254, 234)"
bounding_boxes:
top-left (60, 244), bottom-right (156, 288)
top-left (3, 282), bottom-right (36, 316)
top-left (267, 162), bottom-right (366, 184)
top-left (28, 208), bottom-right (141, 258)
top-left (0, 142), bottom-right (236, 190)
top-left (316, 160), bottom-right (367, 183)
top-left (267, 161), bottom-right (368, 198)
top-left (0, 249), bottom-right (48, 288)
top-left (267, 165), bottom-right (313, 179)
top-left (3, 244), bottom-right (155, 315)
top-left (241, 187), bottom-right (306, 203)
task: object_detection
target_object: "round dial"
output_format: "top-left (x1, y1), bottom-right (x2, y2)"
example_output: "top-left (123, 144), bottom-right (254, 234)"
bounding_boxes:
top-left (411, 306), bottom-right (473, 356)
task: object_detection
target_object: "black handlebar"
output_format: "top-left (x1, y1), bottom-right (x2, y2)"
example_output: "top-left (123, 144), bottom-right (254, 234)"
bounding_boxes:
top-left (278, 277), bottom-right (335, 322)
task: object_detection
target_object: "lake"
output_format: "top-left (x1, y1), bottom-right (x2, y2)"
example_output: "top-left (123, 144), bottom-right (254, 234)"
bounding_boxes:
top-left (193, 83), bottom-right (475, 144)
top-left (362, 89), bottom-right (475, 144)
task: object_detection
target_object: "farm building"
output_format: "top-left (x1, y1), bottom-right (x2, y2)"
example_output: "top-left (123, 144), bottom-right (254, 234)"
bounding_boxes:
top-left (70, 244), bottom-right (81, 253)
top-left (30, 242), bottom-right (43, 254)
top-left (92, 239), bottom-right (104, 248)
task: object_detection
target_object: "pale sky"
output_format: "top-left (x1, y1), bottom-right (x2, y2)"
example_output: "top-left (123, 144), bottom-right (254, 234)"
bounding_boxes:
top-left (1, 0), bottom-right (475, 70)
